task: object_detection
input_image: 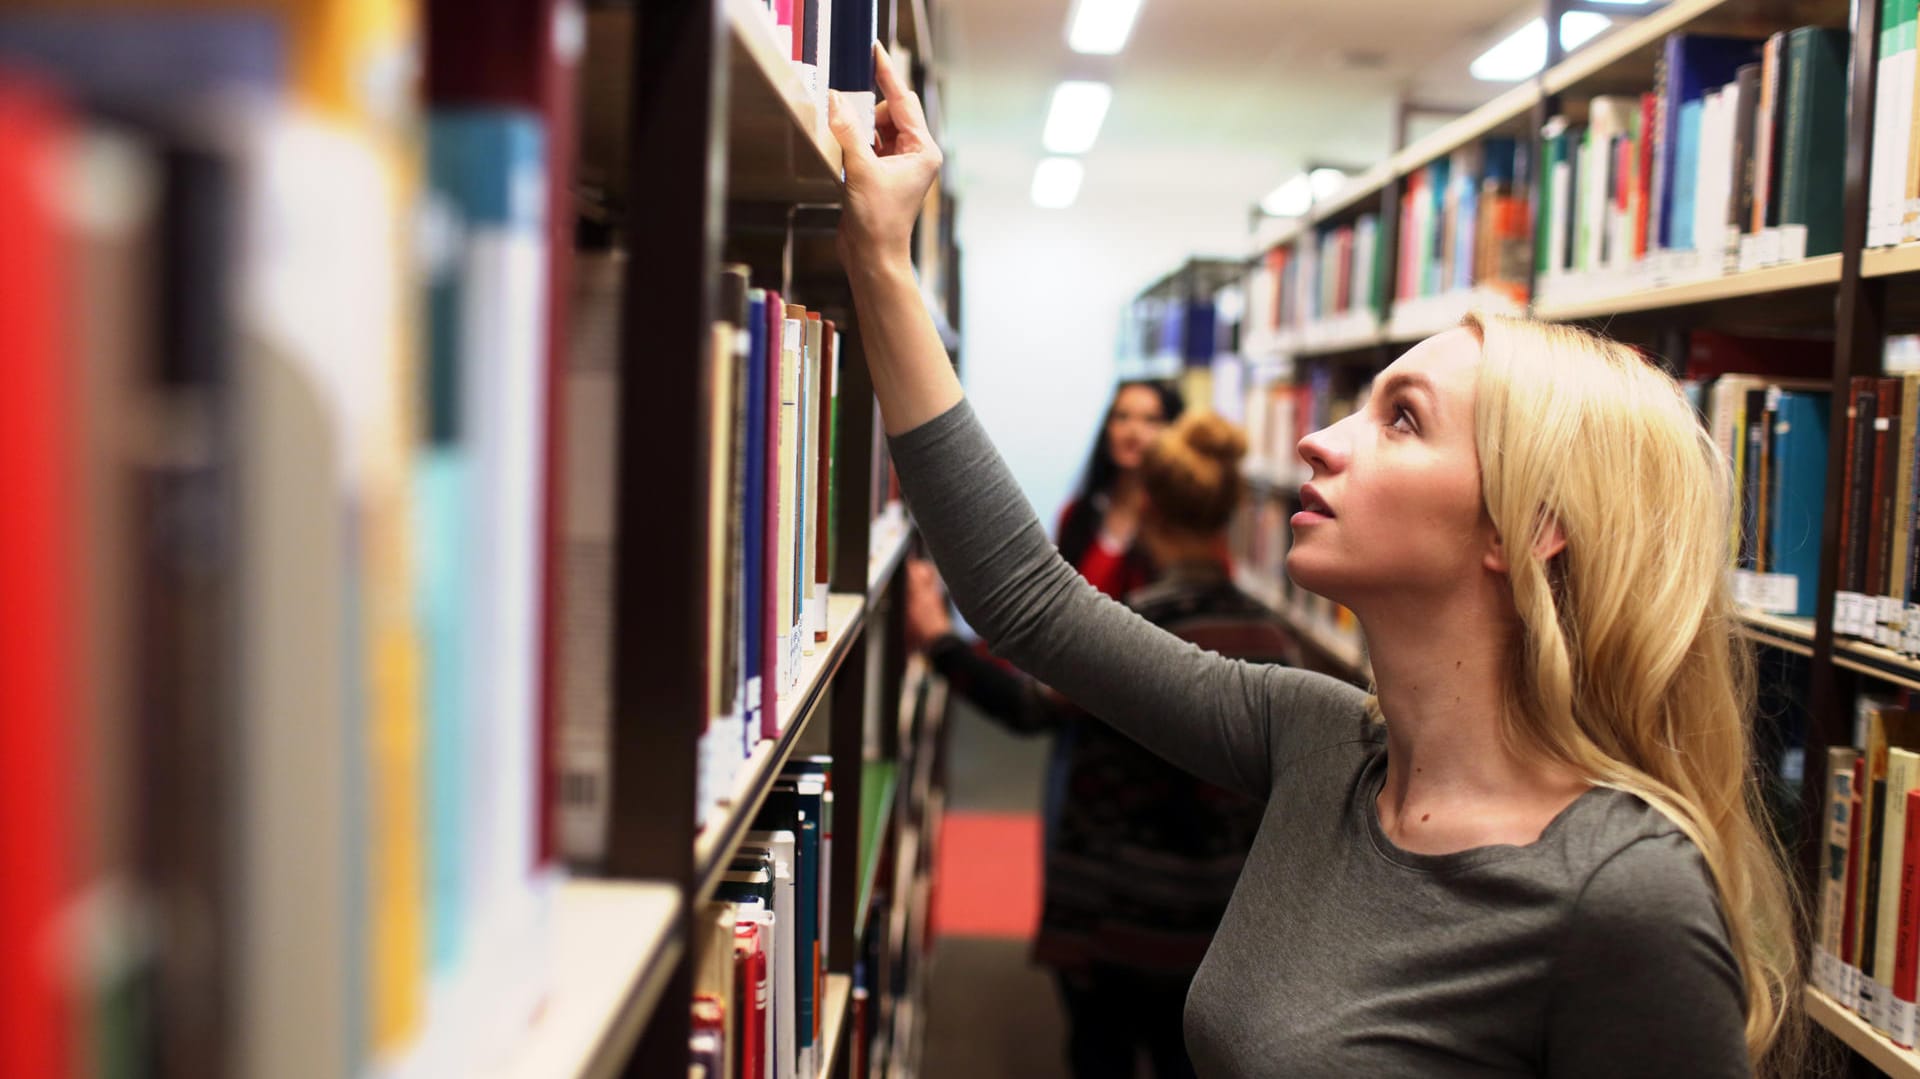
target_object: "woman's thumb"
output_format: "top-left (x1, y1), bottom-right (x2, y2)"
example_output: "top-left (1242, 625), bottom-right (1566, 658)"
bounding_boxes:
top-left (827, 92), bottom-right (877, 172)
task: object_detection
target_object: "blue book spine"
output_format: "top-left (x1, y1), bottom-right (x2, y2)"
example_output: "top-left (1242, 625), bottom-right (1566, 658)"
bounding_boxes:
top-left (425, 109), bottom-right (546, 972)
top-left (1771, 391), bottom-right (1831, 617)
top-left (1672, 100), bottom-right (1704, 252)
top-left (1658, 34), bottom-right (1763, 247)
top-left (744, 292), bottom-right (768, 733)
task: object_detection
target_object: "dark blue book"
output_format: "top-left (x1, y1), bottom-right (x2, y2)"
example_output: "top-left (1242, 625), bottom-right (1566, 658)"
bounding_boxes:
top-left (1652, 34), bottom-right (1763, 250)
top-left (1770, 390), bottom-right (1831, 617)
top-left (829, 0), bottom-right (879, 92)
top-left (759, 780), bottom-right (825, 1071)
top-left (744, 290), bottom-right (770, 735)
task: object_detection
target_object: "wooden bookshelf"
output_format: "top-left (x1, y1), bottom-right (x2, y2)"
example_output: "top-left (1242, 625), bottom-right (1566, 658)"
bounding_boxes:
top-left (1864, 244), bottom-right (1920, 279)
top-left (1312, 161), bottom-right (1397, 225)
top-left (1386, 81), bottom-right (1537, 180)
top-left (1737, 611), bottom-right (1815, 657)
top-left (1541, 0), bottom-right (1738, 95)
top-left (858, 761), bottom-right (901, 922)
top-left (1833, 637), bottom-right (1920, 693)
top-left (489, 882), bottom-right (683, 1079)
top-left (869, 508), bottom-right (914, 599)
top-left (1533, 255), bottom-right (1845, 322)
top-left (692, 594), bottom-right (868, 905)
top-left (1806, 987), bottom-right (1920, 1079)
top-left (724, 0), bottom-right (844, 202)
top-left (816, 974), bottom-right (855, 1079)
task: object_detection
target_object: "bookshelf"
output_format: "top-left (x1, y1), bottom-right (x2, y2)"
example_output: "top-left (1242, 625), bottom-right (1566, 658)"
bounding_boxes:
top-left (723, 0), bottom-right (844, 201)
top-left (1805, 988), bottom-right (1920, 1079)
top-left (586, 0), bottom-right (960, 1073)
top-left (1533, 254), bottom-right (1846, 321)
top-left (1170, 0), bottom-right (1920, 1070)
top-left (488, 882), bottom-right (684, 1079)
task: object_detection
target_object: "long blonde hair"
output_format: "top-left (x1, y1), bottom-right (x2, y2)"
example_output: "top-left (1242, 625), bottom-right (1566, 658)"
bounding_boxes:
top-left (1465, 313), bottom-right (1803, 1073)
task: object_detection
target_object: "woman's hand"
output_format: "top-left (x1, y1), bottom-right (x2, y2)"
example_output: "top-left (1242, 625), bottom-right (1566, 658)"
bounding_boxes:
top-left (904, 557), bottom-right (956, 651)
top-left (829, 43), bottom-right (943, 274)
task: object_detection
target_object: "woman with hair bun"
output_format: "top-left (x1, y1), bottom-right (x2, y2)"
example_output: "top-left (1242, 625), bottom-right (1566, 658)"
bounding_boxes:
top-left (907, 411), bottom-right (1298, 1079)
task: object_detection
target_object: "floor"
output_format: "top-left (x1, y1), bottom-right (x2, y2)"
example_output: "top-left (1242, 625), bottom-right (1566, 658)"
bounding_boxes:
top-left (920, 695), bottom-right (1073, 1079)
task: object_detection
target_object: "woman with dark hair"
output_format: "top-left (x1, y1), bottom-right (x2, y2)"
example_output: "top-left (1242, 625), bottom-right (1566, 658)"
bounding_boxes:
top-left (1056, 380), bottom-right (1185, 600)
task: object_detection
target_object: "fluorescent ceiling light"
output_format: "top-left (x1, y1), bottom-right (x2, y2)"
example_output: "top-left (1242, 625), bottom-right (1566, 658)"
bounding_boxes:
top-left (1470, 12), bottom-right (1614, 82)
top-left (1260, 167), bottom-right (1347, 217)
top-left (1032, 157), bottom-right (1085, 208)
top-left (1042, 81), bottom-right (1113, 154)
top-left (1067, 0), bottom-right (1144, 55)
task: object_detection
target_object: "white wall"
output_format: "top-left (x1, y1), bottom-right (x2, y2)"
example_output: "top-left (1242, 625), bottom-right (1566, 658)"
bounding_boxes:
top-left (955, 186), bottom-right (1256, 524)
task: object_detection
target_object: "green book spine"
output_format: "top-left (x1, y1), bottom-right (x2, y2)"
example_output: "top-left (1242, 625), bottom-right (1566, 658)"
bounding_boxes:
top-left (1781, 27), bottom-right (1852, 255)
top-left (1536, 130), bottom-right (1560, 275)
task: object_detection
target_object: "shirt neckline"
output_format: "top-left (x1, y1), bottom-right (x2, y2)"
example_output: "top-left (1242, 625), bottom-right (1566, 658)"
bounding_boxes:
top-left (1357, 750), bottom-right (1611, 874)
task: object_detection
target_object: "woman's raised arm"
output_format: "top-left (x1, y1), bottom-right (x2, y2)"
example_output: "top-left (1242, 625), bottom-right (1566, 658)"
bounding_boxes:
top-left (827, 58), bottom-right (1366, 798)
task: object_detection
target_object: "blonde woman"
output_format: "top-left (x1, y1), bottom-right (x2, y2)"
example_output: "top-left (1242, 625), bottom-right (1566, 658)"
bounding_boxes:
top-left (828, 49), bottom-right (1800, 1079)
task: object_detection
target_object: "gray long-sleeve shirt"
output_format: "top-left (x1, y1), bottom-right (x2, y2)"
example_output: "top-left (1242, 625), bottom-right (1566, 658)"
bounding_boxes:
top-left (891, 401), bottom-right (1748, 1078)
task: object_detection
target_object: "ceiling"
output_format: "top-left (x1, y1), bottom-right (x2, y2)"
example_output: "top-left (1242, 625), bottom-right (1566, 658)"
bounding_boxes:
top-left (932, 0), bottom-right (1547, 220)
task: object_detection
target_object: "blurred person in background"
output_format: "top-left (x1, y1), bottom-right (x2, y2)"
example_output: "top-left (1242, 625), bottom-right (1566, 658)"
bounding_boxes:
top-left (907, 411), bottom-right (1299, 1079)
top-left (1058, 380), bottom-right (1186, 601)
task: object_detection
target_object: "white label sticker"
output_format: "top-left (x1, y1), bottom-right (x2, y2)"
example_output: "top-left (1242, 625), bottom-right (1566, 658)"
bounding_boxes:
top-left (1751, 573), bottom-right (1801, 614)
top-left (1779, 225), bottom-right (1809, 264)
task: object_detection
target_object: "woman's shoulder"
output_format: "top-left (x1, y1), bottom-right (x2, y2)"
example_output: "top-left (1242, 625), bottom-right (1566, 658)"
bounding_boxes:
top-left (1553, 789), bottom-right (1726, 932)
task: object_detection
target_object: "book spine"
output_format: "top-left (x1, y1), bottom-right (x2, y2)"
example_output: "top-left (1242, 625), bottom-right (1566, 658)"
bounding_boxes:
top-left (1894, 787), bottom-right (1920, 1046)
top-left (761, 292), bottom-right (784, 734)
top-left (1877, 751), bottom-right (1920, 1033)
top-left (1827, 749), bottom-right (1863, 998)
top-left (813, 322), bottom-right (836, 642)
top-left (1846, 756), bottom-right (1868, 1007)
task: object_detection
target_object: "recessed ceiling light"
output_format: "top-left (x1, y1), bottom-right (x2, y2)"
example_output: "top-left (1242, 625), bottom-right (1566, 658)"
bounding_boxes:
top-left (1032, 156), bottom-right (1086, 209)
top-left (1067, 0), bottom-right (1145, 55)
top-left (1470, 12), bottom-right (1614, 82)
top-left (1042, 81), bottom-right (1113, 155)
top-left (1261, 168), bottom-right (1347, 217)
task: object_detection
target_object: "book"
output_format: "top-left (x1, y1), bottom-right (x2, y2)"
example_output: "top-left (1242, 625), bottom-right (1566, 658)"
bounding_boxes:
top-left (1767, 390), bottom-right (1832, 617)
top-left (1877, 747), bottom-right (1920, 1032)
top-left (1825, 746), bottom-right (1865, 998)
top-left (814, 320), bottom-right (837, 642)
top-left (1847, 755), bottom-right (1869, 1007)
top-left (1779, 27), bottom-right (1851, 258)
top-left (1894, 786), bottom-right (1920, 1045)
top-left (0, 74), bottom-right (78, 1079)
top-left (1653, 34), bottom-right (1763, 250)
top-left (1857, 711), bottom-right (1920, 1022)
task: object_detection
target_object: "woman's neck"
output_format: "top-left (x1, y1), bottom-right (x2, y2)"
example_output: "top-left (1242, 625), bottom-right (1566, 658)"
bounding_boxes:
top-left (1360, 588), bottom-right (1590, 854)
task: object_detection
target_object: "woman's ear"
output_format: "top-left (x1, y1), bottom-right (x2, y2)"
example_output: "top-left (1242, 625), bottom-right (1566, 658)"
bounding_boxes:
top-left (1483, 513), bottom-right (1566, 574)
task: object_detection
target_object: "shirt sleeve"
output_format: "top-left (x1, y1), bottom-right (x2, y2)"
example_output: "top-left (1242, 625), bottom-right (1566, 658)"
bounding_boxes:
top-left (925, 633), bottom-right (1060, 735)
top-left (1544, 833), bottom-right (1750, 1079)
top-left (889, 400), bottom-right (1368, 800)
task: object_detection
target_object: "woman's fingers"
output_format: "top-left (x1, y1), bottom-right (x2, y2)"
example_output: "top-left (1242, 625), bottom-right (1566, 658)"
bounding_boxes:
top-left (870, 43), bottom-right (934, 151)
top-left (827, 90), bottom-right (879, 170)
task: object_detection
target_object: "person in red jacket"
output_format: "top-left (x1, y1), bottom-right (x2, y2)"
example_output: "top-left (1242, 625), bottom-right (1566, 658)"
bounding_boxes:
top-left (1055, 381), bottom-right (1185, 599)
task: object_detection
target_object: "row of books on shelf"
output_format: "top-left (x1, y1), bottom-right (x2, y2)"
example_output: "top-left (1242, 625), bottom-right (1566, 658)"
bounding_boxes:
top-left (0, 6), bottom-right (586, 1077)
top-left (1815, 709), bottom-right (1920, 1046)
top-left (693, 757), bottom-right (839, 1079)
top-left (1701, 373), bottom-right (1830, 620)
top-left (1397, 138), bottom-right (1531, 314)
top-left (1246, 214), bottom-right (1388, 342)
top-left (747, 0), bottom-right (881, 112)
top-left (1831, 373), bottom-right (1920, 652)
top-left (1537, 28), bottom-right (1849, 304)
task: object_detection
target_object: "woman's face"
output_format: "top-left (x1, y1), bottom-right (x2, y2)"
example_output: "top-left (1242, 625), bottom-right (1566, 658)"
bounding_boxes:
top-left (1106, 385), bottom-right (1168, 473)
top-left (1287, 329), bottom-right (1494, 604)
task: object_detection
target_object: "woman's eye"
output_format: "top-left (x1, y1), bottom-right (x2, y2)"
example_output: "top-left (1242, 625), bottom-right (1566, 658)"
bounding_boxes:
top-left (1389, 405), bottom-right (1415, 433)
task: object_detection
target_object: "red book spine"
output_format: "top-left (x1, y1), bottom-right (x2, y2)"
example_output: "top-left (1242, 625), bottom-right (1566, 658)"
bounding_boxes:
top-left (1893, 788), bottom-right (1920, 1046)
top-left (0, 76), bottom-right (75, 1079)
top-left (761, 292), bottom-right (784, 737)
top-left (735, 921), bottom-right (767, 1078)
top-left (1635, 92), bottom-right (1657, 260)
